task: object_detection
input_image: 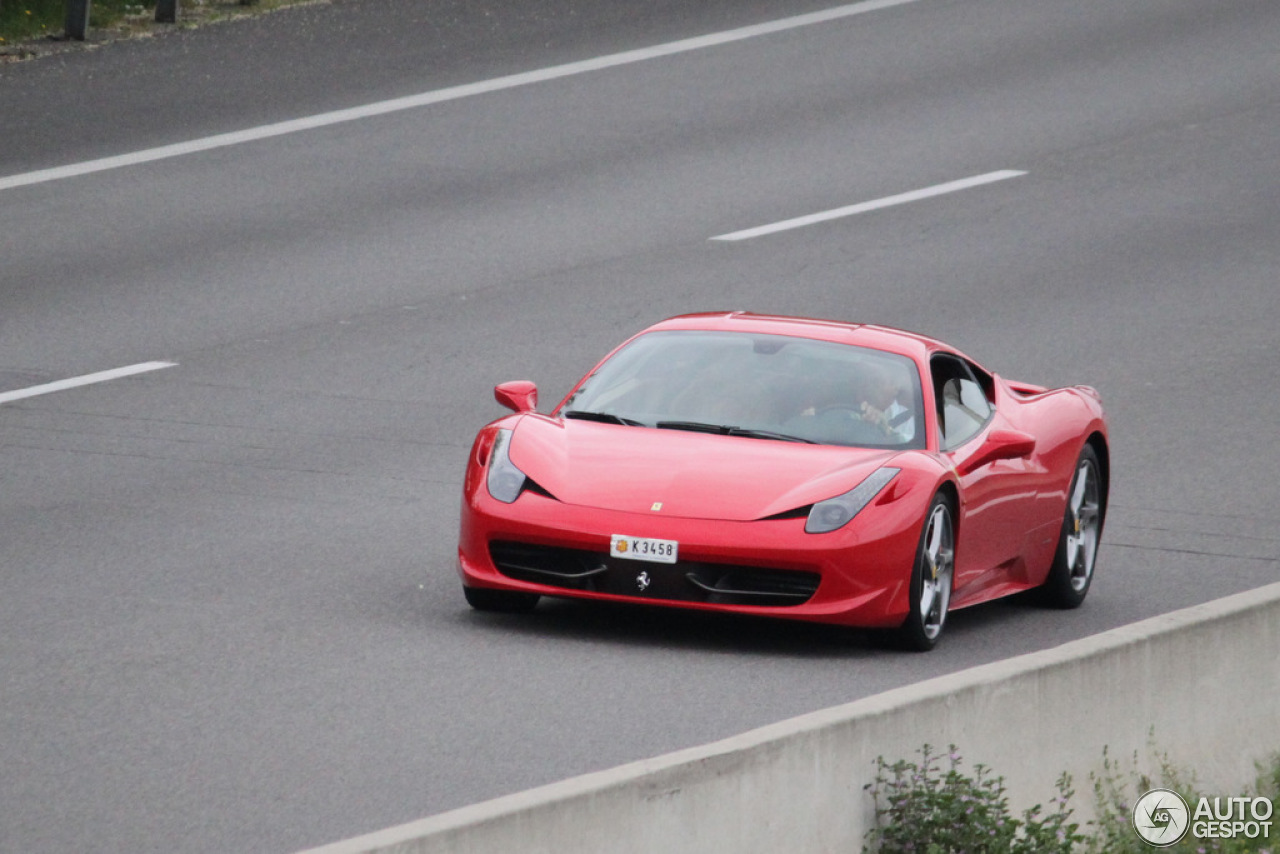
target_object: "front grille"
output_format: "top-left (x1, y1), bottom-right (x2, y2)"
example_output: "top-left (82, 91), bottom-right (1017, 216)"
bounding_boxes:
top-left (489, 541), bottom-right (819, 607)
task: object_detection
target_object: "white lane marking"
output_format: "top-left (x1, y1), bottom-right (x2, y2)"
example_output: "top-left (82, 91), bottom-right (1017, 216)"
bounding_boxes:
top-left (0, 362), bottom-right (177, 405)
top-left (710, 170), bottom-right (1028, 241)
top-left (0, 0), bottom-right (922, 193)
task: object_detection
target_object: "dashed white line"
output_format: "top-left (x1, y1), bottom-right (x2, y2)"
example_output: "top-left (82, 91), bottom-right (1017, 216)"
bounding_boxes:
top-left (0, 362), bottom-right (177, 405)
top-left (0, 0), bottom-right (922, 192)
top-left (710, 170), bottom-right (1028, 241)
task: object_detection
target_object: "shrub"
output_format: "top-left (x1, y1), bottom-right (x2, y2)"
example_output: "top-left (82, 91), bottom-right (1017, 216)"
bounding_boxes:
top-left (1085, 743), bottom-right (1278, 854)
top-left (863, 743), bottom-right (1084, 854)
top-left (864, 742), bottom-right (1280, 854)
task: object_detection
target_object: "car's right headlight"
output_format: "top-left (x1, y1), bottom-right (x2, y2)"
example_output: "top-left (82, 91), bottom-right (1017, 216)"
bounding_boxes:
top-left (805, 467), bottom-right (900, 534)
top-left (486, 428), bottom-right (528, 504)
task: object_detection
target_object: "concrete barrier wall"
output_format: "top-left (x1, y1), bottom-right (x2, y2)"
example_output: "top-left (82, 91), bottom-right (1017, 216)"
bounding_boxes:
top-left (301, 581), bottom-right (1280, 854)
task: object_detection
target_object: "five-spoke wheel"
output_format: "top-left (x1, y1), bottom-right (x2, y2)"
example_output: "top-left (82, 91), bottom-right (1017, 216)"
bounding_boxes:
top-left (1042, 444), bottom-right (1105, 608)
top-left (898, 493), bottom-right (955, 651)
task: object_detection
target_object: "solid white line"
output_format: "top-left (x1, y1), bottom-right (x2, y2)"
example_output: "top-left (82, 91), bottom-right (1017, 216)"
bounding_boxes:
top-left (710, 170), bottom-right (1028, 241)
top-left (0, 361), bottom-right (177, 405)
top-left (0, 0), bottom-right (923, 192)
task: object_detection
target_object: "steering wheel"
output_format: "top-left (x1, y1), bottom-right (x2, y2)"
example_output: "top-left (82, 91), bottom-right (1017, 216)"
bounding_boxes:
top-left (814, 404), bottom-right (863, 418)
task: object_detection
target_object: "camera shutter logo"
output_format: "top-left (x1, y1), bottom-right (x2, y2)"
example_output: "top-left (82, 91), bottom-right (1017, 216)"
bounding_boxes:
top-left (1133, 788), bottom-right (1191, 846)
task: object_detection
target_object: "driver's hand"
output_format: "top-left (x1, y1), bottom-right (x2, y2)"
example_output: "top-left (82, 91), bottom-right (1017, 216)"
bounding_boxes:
top-left (860, 402), bottom-right (893, 435)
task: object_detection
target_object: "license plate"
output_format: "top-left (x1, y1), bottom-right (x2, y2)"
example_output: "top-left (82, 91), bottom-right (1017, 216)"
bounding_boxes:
top-left (610, 535), bottom-right (678, 564)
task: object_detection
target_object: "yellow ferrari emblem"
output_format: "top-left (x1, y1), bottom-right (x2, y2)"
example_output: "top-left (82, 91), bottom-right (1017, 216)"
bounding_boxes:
top-left (651, 502), bottom-right (663, 512)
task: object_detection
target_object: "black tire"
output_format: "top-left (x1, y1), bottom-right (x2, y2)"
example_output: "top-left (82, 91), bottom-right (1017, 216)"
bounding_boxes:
top-left (463, 586), bottom-right (540, 614)
top-left (897, 493), bottom-right (955, 652)
top-left (1040, 444), bottom-right (1105, 609)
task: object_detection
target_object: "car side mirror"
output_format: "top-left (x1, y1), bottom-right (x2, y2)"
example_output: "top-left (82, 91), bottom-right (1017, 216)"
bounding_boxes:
top-left (958, 429), bottom-right (1036, 475)
top-left (494, 380), bottom-right (538, 413)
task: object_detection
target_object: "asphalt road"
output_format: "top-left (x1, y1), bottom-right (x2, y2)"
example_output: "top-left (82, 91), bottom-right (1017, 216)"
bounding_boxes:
top-left (2, 0), bottom-right (1278, 851)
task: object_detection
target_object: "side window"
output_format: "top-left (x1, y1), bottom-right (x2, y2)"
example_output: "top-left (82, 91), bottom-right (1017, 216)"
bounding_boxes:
top-left (932, 356), bottom-right (993, 450)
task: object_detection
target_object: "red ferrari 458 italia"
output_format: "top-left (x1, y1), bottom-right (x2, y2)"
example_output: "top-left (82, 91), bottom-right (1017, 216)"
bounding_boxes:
top-left (457, 312), bottom-right (1108, 650)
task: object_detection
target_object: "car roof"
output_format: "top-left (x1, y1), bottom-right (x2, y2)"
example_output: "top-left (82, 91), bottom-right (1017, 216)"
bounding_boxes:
top-left (644, 312), bottom-right (954, 364)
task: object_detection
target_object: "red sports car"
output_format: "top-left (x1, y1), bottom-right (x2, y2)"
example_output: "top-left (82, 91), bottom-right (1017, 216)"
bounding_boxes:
top-left (457, 312), bottom-right (1108, 650)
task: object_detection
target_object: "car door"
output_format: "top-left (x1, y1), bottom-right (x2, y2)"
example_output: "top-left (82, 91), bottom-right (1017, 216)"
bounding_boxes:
top-left (932, 355), bottom-right (1038, 602)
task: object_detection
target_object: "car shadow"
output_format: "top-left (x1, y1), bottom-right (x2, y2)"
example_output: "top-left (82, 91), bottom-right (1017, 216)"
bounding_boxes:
top-left (454, 595), bottom-right (908, 660)
top-left (447, 584), bottom-right (1085, 660)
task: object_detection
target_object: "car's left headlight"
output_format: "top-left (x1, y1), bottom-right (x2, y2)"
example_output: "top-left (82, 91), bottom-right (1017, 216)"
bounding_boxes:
top-left (486, 428), bottom-right (528, 503)
top-left (805, 467), bottom-right (900, 534)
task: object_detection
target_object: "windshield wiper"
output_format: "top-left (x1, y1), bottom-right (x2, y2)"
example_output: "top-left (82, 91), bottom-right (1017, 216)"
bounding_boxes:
top-left (727, 427), bottom-right (815, 444)
top-left (656, 421), bottom-right (814, 443)
top-left (562, 410), bottom-right (644, 426)
top-left (655, 419), bottom-right (726, 434)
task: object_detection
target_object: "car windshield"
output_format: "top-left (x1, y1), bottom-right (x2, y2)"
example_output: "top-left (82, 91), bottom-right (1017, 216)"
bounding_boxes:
top-left (559, 330), bottom-right (925, 450)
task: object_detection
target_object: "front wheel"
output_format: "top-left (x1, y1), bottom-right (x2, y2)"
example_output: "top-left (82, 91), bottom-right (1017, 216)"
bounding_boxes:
top-left (897, 494), bottom-right (955, 652)
top-left (463, 586), bottom-right (540, 614)
top-left (1041, 444), bottom-right (1105, 609)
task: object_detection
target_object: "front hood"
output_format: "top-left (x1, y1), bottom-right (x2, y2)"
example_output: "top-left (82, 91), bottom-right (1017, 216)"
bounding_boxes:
top-left (507, 416), bottom-right (898, 521)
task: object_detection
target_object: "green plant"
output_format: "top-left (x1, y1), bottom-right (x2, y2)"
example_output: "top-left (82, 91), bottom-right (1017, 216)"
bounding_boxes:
top-left (863, 741), bottom-right (1280, 853)
top-left (1085, 742), bottom-right (1279, 854)
top-left (863, 743), bottom-right (1084, 853)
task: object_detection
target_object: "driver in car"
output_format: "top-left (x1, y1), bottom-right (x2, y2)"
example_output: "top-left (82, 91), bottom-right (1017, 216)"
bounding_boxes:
top-left (859, 366), bottom-right (915, 442)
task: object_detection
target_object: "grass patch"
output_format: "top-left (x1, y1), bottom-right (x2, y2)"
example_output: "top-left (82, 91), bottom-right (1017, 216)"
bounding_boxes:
top-left (0, 0), bottom-right (310, 54)
top-left (1, 0), bottom-right (74, 43)
top-left (2, 0), bottom-right (167, 43)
